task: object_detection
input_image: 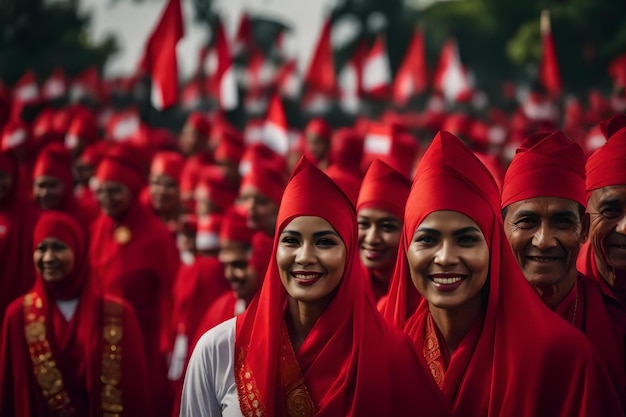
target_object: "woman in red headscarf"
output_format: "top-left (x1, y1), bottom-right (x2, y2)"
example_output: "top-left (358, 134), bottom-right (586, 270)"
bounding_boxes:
top-left (180, 157), bottom-right (450, 417)
top-left (0, 150), bottom-right (39, 329)
top-left (356, 159), bottom-right (410, 304)
top-left (0, 211), bottom-right (152, 416)
top-left (89, 143), bottom-right (180, 417)
top-left (144, 151), bottom-right (185, 234)
top-left (383, 131), bottom-right (624, 417)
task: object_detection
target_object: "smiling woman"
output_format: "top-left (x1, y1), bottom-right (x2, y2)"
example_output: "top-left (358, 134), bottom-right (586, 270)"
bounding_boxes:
top-left (181, 157), bottom-right (449, 417)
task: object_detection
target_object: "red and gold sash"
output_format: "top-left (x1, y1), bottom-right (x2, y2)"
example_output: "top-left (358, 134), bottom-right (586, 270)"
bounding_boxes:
top-left (23, 293), bottom-right (124, 416)
top-left (236, 323), bottom-right (315, 417)
top-left (424, 313), bottom-right (446, 389)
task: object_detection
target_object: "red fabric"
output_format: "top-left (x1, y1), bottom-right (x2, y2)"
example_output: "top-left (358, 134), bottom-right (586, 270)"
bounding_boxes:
top-left (357, 158), bottom-right (410, 219)
top-left (66, 107), bottom-right (99, 150)
top-left (0, 151), bottom-right (38, 332)
top-left (89, 201), bottom-right (180, 417)
top-left (33, 143), bottom-right (74, 192)
top-left (305, 118), bottom-right (331, 142)
top-left (151, 151), bottom-right (185, 183)
top-left (196, 165), bottom-right (238, 211)
top-left (393, 27), bottom-right (428, 105)
top-left (186, 112), bottom-right (211, 139)
top-left (327, 128), bottom-right (363, 177)
top-left (10, 71), bottom-right (39, 120)
top-left (501, 131), bottom-right (586, 208)
top-left (240, 160), bottom-right (286, 206)
top-left (599, 114), bottom-right (626, 141)
top-left (0, 212), bottom-right (152, 416)
top-left (235, 157), bottom-right (449, 417)
top-left (361, 35), bottom-right (392, 100)
top-left (585, 124), bottom-right (626, 200)
top-left (220, 206), bottom-right (254, 244)
top-left (41, 68), bottom-right (67, 101)
top-left (140, 0), bottom-right (184, 110)
top-left (325, 167), bottom-right (361, 205)
top-left (213, 123), bottom-right (245, 163)
top-left (209, 19), bottom-right (238, 111)
top-left (239, 142), bottom-right (287, 177)
top-left (179, 151), bottom-right (214, 197)
top-left (609, 54), bottom-right (626, 87)
top-left (362, 123), bottom-right (418, 178)
top-left (383, 131), bottom-right (623, 416)
top-left (96, 143), bottom-right (146, 195)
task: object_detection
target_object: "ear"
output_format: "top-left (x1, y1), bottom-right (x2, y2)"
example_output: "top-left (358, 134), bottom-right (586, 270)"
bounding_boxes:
top-left (580, 212), bottom-right (590, 243)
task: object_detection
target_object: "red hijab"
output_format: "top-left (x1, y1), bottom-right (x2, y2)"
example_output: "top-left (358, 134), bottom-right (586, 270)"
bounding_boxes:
top-left (383, 131), bottom-right (623, 417)
top-left (234, 157), bottom-right (449, 417)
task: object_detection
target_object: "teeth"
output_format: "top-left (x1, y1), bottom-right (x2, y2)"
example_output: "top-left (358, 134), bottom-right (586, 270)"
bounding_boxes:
top-left (293, 273), bottom-right (321, 280)
top-left (528, 257), bottom-right (559, 262)
top-left (432, 277), bottom-right (463, 285)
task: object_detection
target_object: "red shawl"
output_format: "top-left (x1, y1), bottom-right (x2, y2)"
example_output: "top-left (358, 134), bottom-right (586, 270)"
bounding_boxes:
top-left (234, 157), bottom-right (449, 417)
top-left (0, 151), bottom-right (38, 330)
top-left (0, 211), bottom-right (152, 416)
top-left (383, 131), bottom-right (624, 417)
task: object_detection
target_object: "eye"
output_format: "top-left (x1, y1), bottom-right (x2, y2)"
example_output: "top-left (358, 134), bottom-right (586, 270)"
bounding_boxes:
top-left (381, 222), bottom-right (400, 233)
top-left (513, 217), bottom-right (537, 229)
top-left (51, 242), bottom-right (68, 251)
top-left (35, 243), bottom-right (47, 252)
top-left (316, 237), bottom-right (338, 248)
top-left (280, 236), bottom-right (299, 246)
top-left (357, 220), bottom-right (370, 230)
top-left (554, 217), bottom-right (576, 229)
top-left (414, 234), bottom-right (436, 245)
top-left (458, 234), bottom-right (480, 246)
top-left (601, 206), bottom-right (623, 219)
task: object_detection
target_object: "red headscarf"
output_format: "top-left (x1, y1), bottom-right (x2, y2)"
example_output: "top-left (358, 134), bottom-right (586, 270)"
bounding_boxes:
top-left (220, 205), bottom-right (255, 245)
top-left (586, 123), bottom-right (626, 201)
top-left (196, 165), bottom-right (238, 212)
top-left (239, 142), bottom-right (287, 178)
top-left (65, 107), bottom-right (99, 151)
top-left (95, 142), bottom-right (146, 196)
top-left (213, 121), bottom-right (245, 163)
top-left (383, 131), bottom-right (623, 416)
top-left (501, 131), bottom-right (587, 208)
top-left (150, 151), bottom-right (185, 184)
top-left (326, 128), bottom-right (363, 178)
top-left (357, 158), bottom-right (410, 219)
top-left (33, 143), bottom-right (74, 196)
top-left (234, 157), bottom-right (449, 417)
top-left (240, 160), bottom-right (286, 206)
top-left (305, 118), bottom-right (331, 142)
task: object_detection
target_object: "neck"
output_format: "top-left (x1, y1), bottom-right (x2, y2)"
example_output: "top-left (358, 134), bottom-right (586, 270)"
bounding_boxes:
top-left (533, 270), bottom-right (578, 311)
top-left (285, 296), bottom-right (328, 352)
top-left (429, 297), bottom-right (483, 355)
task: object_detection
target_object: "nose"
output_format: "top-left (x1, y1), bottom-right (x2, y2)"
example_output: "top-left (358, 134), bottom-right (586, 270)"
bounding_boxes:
top-left (434, 240), bottom-right (459, 267)
top-left (295, 242), bottom-right (316, 266)
top-left (364, 225), bottom-right (382, 245)
top-left (615, 214), bottom-right (626, 235)
top-left (531, 222), bottom-right (557, 251)
top-left (42, 248), bottom-right (55, 262)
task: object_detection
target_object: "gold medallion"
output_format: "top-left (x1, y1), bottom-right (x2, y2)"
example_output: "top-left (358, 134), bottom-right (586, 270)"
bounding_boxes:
top-left (114, 226), bottom-right (131, 245)
top-left (103, 324), bottom-right (122, 345)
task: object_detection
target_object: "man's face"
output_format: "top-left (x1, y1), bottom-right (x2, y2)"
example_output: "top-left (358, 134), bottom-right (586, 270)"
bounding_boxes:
top-left (33, 176), bottom-right (65, 210)
top-left (238, 185), bottom-right (278, 236)
top-left (503, 197), bottom-right (588, 290)
top-left (96, 180), bottom-right (133, 219)
top-left (587, 185), bottom-right (626, 277)
top-left (219, 243), bottom-right (258, 302)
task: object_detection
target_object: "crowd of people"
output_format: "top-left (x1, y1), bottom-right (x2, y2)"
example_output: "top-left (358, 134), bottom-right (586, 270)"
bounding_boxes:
top-left (0, 62), bottom-right (624, 417)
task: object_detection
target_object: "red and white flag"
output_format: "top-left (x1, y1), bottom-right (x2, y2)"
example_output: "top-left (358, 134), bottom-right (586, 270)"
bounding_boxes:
top-left (212, 19), bottom-right (239, 111)
top-left (362, 35), bottom-right (392, 100)
top-left (42, 68), bottom-right (67, 101)
top-left (262, 95), bottom-right (289, 155)
top-left (276, 59), bottom-right (301, 100)
top-left (140, 0), bottom-right (184, 110)
top-left (393, 28), bottom-right (428, 106)
top-left (303, 16), bottom-right (337, 97)
top-left (539, 10), bottom-right (562, 97)
top-left (233, 12), bottom-right (254, 56)
top-left (434, 39), bottom-right (472, 103)
top-left (338, 40), bottom-right (367, 114)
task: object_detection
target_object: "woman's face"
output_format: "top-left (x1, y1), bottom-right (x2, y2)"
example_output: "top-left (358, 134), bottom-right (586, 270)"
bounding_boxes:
top-left (33, 237), bottom-right (75, 283)
top-left (357, 207), bottom-right (402, 279)
top-left (406, 210), bottom-right (489, 311)
top-left (277, 216), bottom-right (346, 307)
top-left (33, 175), bottom-right (65, 210)
top-left (96, 180), bottom-right (133, 219)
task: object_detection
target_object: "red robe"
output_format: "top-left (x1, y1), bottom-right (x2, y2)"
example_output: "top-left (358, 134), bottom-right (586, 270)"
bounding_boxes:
top-left (89, 201), bottom-right (180, 417)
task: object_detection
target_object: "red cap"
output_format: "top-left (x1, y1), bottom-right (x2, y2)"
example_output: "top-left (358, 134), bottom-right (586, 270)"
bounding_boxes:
top-left (305, 118), bottom-right (332, 141)
top-left (586, 121), bottom-right (626, 200)
top-left (214, 122), bottom-right (245, 163)
top-left (95, 143), bottom-right (146, 195)
top-left (33, 143), bottom-right (74, 190)
top-left (150, 151), bottom-right (185, 183)
top-left (357, 159), bottom-right (410, 219)
top-left (66, 107), bottom-right (99, 150)
top-left (196, 213), bottom-right (223, 250)
top-left (220, 206), bottom-right (255, 245)
top-left (240, 160), bottom-right (286, 206)
top-left (187, 112), bottom-right (211, 139)
top-left (196, 165), bottom-right (239, 211)
top-left (1, 119), bottom-right (30, 151)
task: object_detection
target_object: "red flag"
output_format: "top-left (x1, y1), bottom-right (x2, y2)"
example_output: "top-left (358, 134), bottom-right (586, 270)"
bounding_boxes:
top-left (276, 59), bottom-right (301, 99)
top-left (262, 95), bottom-right (289, 155)
top-left (338, 40), bottom-right (368, 114)
top-left (393, 28), bottom-right (428, 106)
top-left (303, 16), bottom-right (337, 96)
top-left (233, 12), bottom-right (254, 56)
top-left (539, 10), bottom-right (562, 97)
top-left (211, 19), bottom-right (239, 111)
top-left (362, 35), bottom-right (392, 101)
top-left (433, 39), bottom-right (472, 103)
top-left (141, 0), bottom-right (184, 110)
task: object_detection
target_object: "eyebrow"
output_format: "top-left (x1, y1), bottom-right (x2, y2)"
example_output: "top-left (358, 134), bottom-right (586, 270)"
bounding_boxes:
top-left (600, 198), bottom-right (622, 206)
top-left (281, 229), bottom-right (340, 238)
top-left (357, 216), bottom-right (400, 222)
top-left (415, 226), bottom-right (481, 236)
top-left (513, 210), bottom-right (577, 218)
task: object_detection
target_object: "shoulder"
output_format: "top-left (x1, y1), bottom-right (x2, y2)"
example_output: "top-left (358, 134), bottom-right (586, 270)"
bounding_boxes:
top-left (193, 317), bottom-right (236, 359)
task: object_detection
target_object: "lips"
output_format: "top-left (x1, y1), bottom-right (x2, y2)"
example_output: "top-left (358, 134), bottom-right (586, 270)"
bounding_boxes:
top-left (428, 273), bottom-right (466, 292)
top-left (291, 271), bottom-right (323, 286)
top-left (361, 247), bottom-right (386, 261)
top-left (526, 255), bottom-right (562, 262)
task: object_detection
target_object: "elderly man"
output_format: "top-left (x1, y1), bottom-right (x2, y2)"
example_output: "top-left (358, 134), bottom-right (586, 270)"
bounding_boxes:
top-left (502, 131), bottom-right (624, 404)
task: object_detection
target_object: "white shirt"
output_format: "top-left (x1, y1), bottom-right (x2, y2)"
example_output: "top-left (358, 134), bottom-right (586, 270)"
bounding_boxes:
top-left (179, 318), bottom-right (243, 417)
top-left (56, 298), bottom-right (79, 321)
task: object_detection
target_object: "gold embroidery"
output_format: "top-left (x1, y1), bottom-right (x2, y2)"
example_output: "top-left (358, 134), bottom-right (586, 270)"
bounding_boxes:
top-left (102, 301), bottom-right (123, 415)
top-left (279, 325), bottom-right (314, 417)
top-left (23, 292), bottom-right (76, 416)
top-left (424, 313), bottom-right (445, 388)
top-left (235, 348), bottom-right (266, 417)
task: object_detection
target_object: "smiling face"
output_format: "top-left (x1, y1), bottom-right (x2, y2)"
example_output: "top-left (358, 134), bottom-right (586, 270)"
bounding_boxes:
top-left (357, 207), bottom-right (402, 281)
top-left (503, 197), bottom-right (588, 290)
top-left (33, 237), bottom-right (75, 283)
top-left (406, 210), bottom-right (489, 312)
top-left (149, 174), bottom-right (180, 214)
top-left (277, 216), bottom-right (346, 307)
top-left (587, 185), bottom-right (626, 278)
top-left (219, 243), bottom-right (258, 302)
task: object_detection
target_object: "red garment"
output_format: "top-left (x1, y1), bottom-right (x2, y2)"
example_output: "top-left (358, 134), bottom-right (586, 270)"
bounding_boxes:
top-left (383, 131), bottom-right (623, 416)
top-left (0, 151), bottom-right (38, 331)
top-left (151, 150), bottom-right (185, 182)
top-left (357, 158), bottom-right (410, 219)
top-left (327, 128), bottom-right (363, 178)
top-left (0, 212), bottom-right (152, 416)
top-left (89, 201), bottom-right (180, 417)
top-left (586, 124), bottom-right (626, 201)
top-left (235, 157), bottom-right (449, 417)
top-left (501, 131), bottom-right (586, 208)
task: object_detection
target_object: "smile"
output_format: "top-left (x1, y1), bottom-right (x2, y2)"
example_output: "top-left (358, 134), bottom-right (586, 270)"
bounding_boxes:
top-left (526, 256), bottom-right (561, 262)
top-left (428, 273), bottom-right (466, 291)
top-left (291, 271), bottom-right (323, 285)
